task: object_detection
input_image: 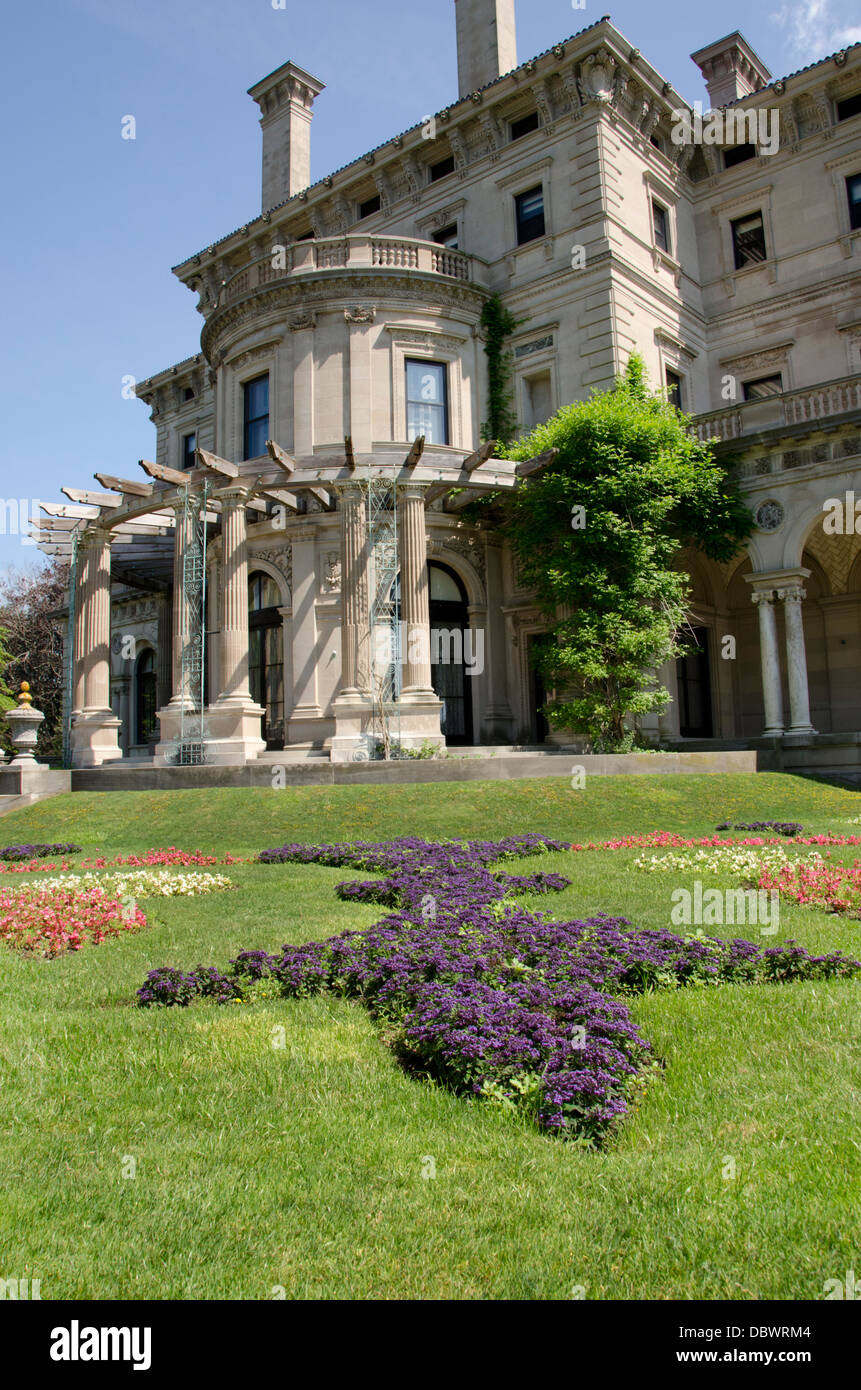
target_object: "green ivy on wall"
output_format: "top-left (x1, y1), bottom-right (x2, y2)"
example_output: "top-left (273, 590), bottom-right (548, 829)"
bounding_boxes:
top-left (480, 295), bottom-right (520, 448)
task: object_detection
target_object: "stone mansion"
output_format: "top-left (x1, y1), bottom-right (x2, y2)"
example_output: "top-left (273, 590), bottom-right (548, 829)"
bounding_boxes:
top-left (39, 2), bottom-right (861, 772)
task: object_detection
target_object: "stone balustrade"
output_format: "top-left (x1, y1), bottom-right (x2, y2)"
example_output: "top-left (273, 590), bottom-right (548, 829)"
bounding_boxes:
top-left (692, 375), bottom-right (861, 448)
top-left (222, 235), bottom-right (486, 304)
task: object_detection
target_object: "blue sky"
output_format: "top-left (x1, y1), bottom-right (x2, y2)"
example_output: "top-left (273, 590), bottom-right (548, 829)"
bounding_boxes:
top-left (1, 0), bottom-right (859, 572)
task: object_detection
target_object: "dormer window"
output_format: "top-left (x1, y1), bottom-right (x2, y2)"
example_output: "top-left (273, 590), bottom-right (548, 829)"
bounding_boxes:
top-left (836, 92), bottom-right (861, 121)
top-left (510, 111), bottom-right (540, 141)
top-left (724, 143), bottom-right (756, 169)
top-left (429, 155), bottom-right (455, 183)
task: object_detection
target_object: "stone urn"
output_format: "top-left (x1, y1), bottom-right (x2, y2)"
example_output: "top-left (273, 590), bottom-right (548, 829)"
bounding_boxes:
top-left (4, 683), bottom-right (46, 767)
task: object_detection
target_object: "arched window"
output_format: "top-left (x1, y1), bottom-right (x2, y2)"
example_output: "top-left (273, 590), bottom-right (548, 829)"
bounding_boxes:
top-left (248, 571), bottom-right (284, 748)
top-left (135, 648), bottom-right (157, 745)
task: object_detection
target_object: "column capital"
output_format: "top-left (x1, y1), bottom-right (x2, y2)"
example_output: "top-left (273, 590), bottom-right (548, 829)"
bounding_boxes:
top-left (750, 588), bottom-right (775, 605)
top-left (399, 481), bottom-right (430, 504)
top-left (217, 485), bottom-right (253, 509)
top-left (777, 584), bottom-right (807, 604)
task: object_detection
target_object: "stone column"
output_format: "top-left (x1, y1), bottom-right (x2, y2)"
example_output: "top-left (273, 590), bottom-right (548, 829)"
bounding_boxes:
top-left (289, 535), bottom-right (322, 740)
top-left (82, 529), bottom-right (113, 714)
top-left (338, 484), bottom-right (368, 695)
top-left (168, 499), bottom-right (195, 709)
top-left (779, 585), bottom-right (817, 735)
top-left (751, 590), bottom-right (784, 735)
top-left (204, 487), bottom-right (265, 763)
top-left (156, 593), bottom-right (172, 711)
top-left (71, 541), bottom-right (90, 715)
top-left (217, 490), bottom-right (253, 700)
top-left (398, 484), bottom-right (434, 694)
top-left (69, 528), bottom-right (121, 766)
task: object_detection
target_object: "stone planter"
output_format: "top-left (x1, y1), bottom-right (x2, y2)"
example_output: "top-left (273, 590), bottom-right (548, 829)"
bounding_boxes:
top-left (4, 683), bottom-right (46, 767)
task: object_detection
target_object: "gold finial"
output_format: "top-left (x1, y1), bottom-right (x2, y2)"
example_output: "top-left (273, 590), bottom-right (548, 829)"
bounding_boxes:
top-left (17, 682), bottom-right (32, 707)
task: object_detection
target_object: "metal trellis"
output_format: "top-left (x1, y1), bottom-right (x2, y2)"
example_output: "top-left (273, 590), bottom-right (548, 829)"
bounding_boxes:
top-left (365, 465), bottom-right (401, 758)
top-left (176, 482), bottom-right (210, 765)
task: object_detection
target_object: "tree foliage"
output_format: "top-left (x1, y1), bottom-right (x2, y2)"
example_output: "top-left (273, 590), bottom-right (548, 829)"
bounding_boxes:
top-left (0, 560), bottom-right (69, 760)
top-left (492, 355), bottom-right (753, 748)
top-left (479, 294), bottom-right (520, 447)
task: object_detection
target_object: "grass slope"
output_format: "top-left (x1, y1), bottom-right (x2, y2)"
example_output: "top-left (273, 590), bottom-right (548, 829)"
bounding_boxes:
top-left (0, 772), bottom-right (859, 1300)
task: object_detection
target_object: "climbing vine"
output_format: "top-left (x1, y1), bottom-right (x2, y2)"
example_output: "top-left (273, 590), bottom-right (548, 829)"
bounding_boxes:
top-left (480, 295), bottom-right (520, 448)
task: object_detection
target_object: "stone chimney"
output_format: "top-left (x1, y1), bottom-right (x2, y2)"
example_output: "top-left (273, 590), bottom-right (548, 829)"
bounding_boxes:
top-left (454, 0), bottom-right (517, 99)
top-left (690, 32), bottom-right (771, 109)
top-left (248, 61), bottom-right (326, 212)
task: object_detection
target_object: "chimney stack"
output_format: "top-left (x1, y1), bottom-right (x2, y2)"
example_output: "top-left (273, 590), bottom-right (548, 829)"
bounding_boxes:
top-left (454, 0), bottom-right (517, 99)
top-left (248, 61), bottom-right (325, 212)
top-left (690, 32), bottom-right (771, 109)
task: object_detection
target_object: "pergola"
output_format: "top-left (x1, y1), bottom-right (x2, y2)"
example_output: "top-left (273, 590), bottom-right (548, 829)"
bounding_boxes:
top-left (34, 438), bottom-right (555, 766)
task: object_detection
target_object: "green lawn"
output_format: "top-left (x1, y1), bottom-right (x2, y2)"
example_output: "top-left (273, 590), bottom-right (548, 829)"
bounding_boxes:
top-left (1, 772), bottom-right (859, 1300)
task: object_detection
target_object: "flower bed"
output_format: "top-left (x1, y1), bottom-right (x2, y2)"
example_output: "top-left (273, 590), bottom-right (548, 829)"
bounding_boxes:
top-left (0, 843), bottom-right (82, 862)
top-left (1, 884), bottom-right (147, 956)
top-left (136, 834), bottom-right (860, 1145)
top-left (758, 855), bottom-right (861, 919)
top-left (1, 869), bottom-right (236, 900)
top-left (571, 830), bottom-right (861, 852)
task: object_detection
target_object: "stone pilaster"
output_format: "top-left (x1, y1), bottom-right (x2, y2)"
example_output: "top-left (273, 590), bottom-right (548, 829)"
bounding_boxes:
top-left (779, 585), bottom-right (817, 735)
top-left (156, 594), bottom-right (172, 711)
top-left (751, 589), bottom-right (784, 736)
top-left (479, 535), bottom-right (514, 742)
top-left (288, 533), bottom-right (323, 743)
top-left (168, 499), bottom-right (195, 710)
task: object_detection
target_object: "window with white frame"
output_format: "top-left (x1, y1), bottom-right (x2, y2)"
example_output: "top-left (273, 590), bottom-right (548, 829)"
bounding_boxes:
top-left (405, 360), bottom-right (449, 444)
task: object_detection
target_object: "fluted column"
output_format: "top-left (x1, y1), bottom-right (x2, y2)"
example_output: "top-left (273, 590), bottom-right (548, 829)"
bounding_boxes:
top-left (779, 585), bottom-right (816, 734)
top-left (399, 484), bottom-right (433, 693)
top-left (751, 589), bottom-right (784, 736)
top-left (82, 528), bottom-right (113, 713)
top-left (168, 500), bottom-right (195, 708)
top-left (71, 540), bottom-right (91, 715)
top-left (217, 489), bottom-right (252, 702)
top-left (156, 593), bottom-right (172, 710)
top-left (338, 484), bottom-right (368, 695)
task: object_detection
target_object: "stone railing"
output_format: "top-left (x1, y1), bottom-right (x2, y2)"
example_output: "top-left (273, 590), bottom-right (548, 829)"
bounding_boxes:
top-left (223, 235), bottom-right (486, 303)
top-left (692, 375), bottom-right (861, 444)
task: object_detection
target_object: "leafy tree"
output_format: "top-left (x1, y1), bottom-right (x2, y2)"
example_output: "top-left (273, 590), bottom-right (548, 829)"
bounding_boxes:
top-left (0, 560), bottom-right (69, 761)
top-left (476, 355), bottom-right (753, 749)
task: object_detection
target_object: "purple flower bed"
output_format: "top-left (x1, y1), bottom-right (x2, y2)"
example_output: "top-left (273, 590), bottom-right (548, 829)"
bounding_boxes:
top-left (0, 843), bottom-right (83, 862)
top-left (714, 821), bottom-right (804, 836)
top-left (136, 833), bottom-right (861, 1144)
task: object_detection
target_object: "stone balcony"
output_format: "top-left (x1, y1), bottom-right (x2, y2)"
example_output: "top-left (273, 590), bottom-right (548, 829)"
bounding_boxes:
top-left (218, 234), bottom-right (490, 307)
top-left (692, 374), bottom-right (861, 482)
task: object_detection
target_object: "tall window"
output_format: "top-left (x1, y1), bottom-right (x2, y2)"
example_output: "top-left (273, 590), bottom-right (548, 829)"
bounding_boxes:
top-left (652, 200), bottom-right (669, 253)
top-left (181, 431), bottom-right (197, 471)
top-left (731, 211), bottom-right (767, 269)
top-left (248, 571), bottom-right (284, 749)
top-left (243, 374), bottom-right (269, 460)
top-left (665, 369), bottom-right (683, 409)
top-left (743, 374), bottom-right (783, 400)
top-left (515, 186), bottom-right (546, 245)
top-left (847, 173), bottom-right (861, 231)
top-left (405, 360), bottom-right (448, 444)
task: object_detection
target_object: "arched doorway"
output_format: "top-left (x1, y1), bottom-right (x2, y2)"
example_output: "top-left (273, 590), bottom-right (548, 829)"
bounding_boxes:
top-left (135, 648), bottom-right (157, 747)
top-left (248, 571), bottom-right (284, 748)
top-left (429, 561), bottom-right (473, 745)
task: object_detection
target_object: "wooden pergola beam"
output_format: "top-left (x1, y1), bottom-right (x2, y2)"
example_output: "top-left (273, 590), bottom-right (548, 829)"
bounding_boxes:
top-left (404, 435), bottom-right (425, 469)
top-left (62, 487), bottom-right (120, 507)
top-left (266, 439), bottom-right (296, 476)
top-left (139, 458), bottom-right (194, 487)
top-left (514, 448), bottom-right (558, 478)
top-left (462, 439), bottom-right (497, 473)
top-left (94, 472), bottom-right (154, 498)
top-left (263, 488), bottom-right (301, 513)
top-left (41, 502), bottom-right (103, 520)
top-left (195, 448), bottom-right (239, 478)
